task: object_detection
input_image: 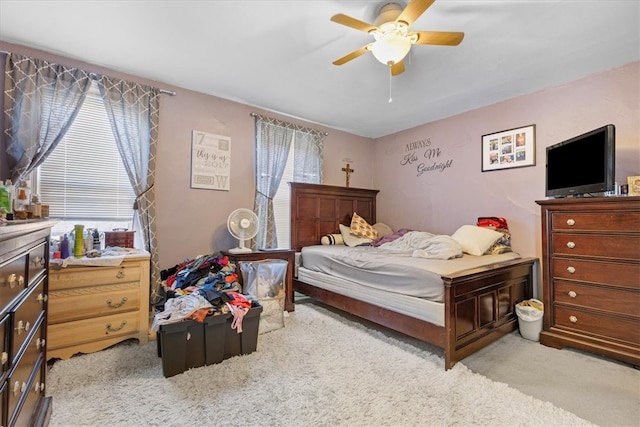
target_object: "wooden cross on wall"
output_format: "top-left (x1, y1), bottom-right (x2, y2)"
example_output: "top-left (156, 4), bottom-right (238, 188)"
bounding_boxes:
top-left (342, 163), bottom-right (354, 188)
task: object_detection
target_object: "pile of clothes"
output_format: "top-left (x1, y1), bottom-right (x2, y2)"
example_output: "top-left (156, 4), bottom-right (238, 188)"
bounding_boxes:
top-left (152, 253), bottom-right (258, 333)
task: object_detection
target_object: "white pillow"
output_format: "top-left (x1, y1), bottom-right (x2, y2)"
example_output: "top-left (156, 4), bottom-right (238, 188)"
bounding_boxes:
top-left (373, 222), bottom-right (394, 238)
top-left (451, 225), bottom-right (504, 256)
top-left (339, 224), bottom-right (373, 247)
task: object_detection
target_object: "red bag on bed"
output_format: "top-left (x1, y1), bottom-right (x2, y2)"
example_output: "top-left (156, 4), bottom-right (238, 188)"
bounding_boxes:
top-left (477, 217), bottom-right (511, 254)
top-left (477, 217), bottom-right (508, 230)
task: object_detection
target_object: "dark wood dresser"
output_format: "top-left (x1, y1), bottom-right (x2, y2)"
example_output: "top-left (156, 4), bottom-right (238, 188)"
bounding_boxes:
top-left (0, 220), bottom-right (55, 426)
top-left (536, 197), bottom-right (640, 366)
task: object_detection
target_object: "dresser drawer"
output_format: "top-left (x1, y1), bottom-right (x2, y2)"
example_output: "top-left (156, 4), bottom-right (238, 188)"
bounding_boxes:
top-left (552, 233), bottom-right (640, 261)
top-left (50, 263), bottom-right (142, 291)
top-left (552, 258), bottom-right (640, 290)
top-left (48, 311), bottom-right (141, 350)
top-left (11, 278), bottom-right (45, 362)
top-left (7, 321), bottom-right (44, 424)
top-left (552, 211), bottom-right (640, 232)
top-left (49, 283), bottom-right (140, 323)
top-left (553, 305), bottom-right (640, 344)
top-left (554, 280), bottom-right (640, 316)
top-left (0, 254), bottom-right (26, 309)
top-left (0, 314), bottom-right (8, 379)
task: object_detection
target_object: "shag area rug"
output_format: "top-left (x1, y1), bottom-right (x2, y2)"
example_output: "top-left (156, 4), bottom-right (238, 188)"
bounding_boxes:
top-left (46, 303), bottom-right (592, 426)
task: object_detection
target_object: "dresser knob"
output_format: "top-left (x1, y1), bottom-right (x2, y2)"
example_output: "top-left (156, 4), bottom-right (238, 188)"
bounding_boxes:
top-left (569, 315), bottom-right (578, 323)
top-left (567, 266), bottom-right (576, 274)
top-left (32, 256), bottom-right (44, 266)
top-left (566, 241), bottom-right (575, 249)
top-left (34, 382), bottom-right (44, 393)
top-left (13, 381), bottom-right (20, 396)
top-left (37, 293), bottom-right (48, 303)
top-left (1, 352), bottom-right (7, 365)
top-left (7, 274), bottom-right (24, 289)
top-left (15, 320), bottom-right (25, 334)
top-left (566, 219), bottom-right (575, 226)
top-left (568, 291), bottom-right (577, 298)
top-left (36, 338), bottom-right (46, 349)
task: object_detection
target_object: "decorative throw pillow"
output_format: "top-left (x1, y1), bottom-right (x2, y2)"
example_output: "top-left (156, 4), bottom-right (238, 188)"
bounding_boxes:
top-left (320, 233), bottom-right (344, 245)
top-left (339, 224), bottom-right (373, 247)
top-left (350, 212), bottom-right (378, 239)
top-left (373, 222), bottom-right (393, 238)
top-left (451, 225), bottom-right (503, 256)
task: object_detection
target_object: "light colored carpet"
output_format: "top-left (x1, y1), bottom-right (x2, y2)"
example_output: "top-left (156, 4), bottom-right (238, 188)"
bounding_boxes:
top-left (46, 303), bottom-right (594, 427)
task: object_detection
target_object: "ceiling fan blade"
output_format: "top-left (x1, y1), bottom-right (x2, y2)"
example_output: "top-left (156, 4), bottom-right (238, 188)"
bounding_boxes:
top-left (333, 45), bottom-right (372, 65)
top-left (391, 61), bottom-right (405, 76)
top-left (396, 0), bottom-right (436, 27)
top-left (413, 31), bottom-right (465, 46)
top-left (331, 13), bottom-right (378, 33)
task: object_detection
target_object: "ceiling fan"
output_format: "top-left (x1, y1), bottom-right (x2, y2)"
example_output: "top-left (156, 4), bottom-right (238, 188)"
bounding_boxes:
top-left (331, 0), bottom-right (464, 76)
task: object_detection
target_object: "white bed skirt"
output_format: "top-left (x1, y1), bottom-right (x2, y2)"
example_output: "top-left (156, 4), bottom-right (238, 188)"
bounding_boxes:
top-left (296, 267), bottom-right (445, 327)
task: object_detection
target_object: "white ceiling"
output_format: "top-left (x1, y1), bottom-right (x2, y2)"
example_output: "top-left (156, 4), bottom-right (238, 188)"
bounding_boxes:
top-left (0, 0), bottom-right (638, 138)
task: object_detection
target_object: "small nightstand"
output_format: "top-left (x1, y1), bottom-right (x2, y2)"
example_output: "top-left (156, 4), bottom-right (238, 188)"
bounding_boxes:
top-left (221, 249), bottom-right (295, 312)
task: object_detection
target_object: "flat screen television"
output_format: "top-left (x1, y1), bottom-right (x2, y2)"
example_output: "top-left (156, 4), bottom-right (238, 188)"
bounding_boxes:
top-left (545, 124), bottom-right (615, 198)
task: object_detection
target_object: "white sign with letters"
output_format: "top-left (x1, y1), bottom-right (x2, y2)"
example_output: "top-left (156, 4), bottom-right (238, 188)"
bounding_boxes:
top-left (191, 130), bottom-right (231, 191)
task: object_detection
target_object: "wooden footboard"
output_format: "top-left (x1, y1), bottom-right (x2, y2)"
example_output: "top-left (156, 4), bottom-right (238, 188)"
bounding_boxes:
top-left (295, 257), bottom-right (536, 370)
top-left (443, 257), bottom-right (536, 369)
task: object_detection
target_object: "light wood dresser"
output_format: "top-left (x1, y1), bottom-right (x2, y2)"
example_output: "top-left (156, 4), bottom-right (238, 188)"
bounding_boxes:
top-left (0, 220), bottom-right (54, 426)
top-left (47, 252), bottom-right (150, 360)
top-left (537, 196), bottom-right (640, 366)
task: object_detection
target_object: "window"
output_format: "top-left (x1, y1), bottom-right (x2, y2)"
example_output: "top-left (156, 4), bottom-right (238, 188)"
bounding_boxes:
top-left (36, 81), bottom-right (135, 238)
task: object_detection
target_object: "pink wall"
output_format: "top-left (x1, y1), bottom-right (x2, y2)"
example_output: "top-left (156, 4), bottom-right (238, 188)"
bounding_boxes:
top-left (373, 61), bottom-right (639, 295)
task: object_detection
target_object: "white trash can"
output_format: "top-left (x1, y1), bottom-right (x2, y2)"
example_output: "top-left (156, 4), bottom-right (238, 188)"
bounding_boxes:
top-left (515, 299), bottom-right (544, 342)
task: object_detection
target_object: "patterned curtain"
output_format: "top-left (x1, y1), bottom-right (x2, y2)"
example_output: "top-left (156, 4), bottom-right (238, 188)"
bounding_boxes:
top-left (3, 53), bottom-right (92, 184)
top-left (97, 76), bottom-right (162, 304)
top-left (293, 129), bottom-right (324, 183)
top-left (253, 117), bottom-right (294, 249)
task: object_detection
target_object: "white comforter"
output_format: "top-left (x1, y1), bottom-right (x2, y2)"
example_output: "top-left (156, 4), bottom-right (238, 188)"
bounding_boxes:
top-left (378, 231), bottom-right (462, 260)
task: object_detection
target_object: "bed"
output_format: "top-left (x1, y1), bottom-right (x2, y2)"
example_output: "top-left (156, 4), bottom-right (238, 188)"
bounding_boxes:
top-left (290, 182), bottom-right (537, 370)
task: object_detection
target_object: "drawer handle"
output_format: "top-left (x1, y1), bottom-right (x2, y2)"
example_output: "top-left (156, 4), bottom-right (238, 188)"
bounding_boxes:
top-left (567, 266), bottom-right (576, 274)
top-left (13, 381), bottom-right (20, 396)
top-left (37, 293), bottom-right (48, 303)
top-left (15, 320), bottom-right (30, 335)
top-left (106, 297), bottom-right (128, 309)
top-left (7, 274), bottom-right (25, 289)
top-left (36, 338), bottom-right (46, 349)
top-left (106, 320), bottom-right (127, 332)
top-left (116, 270), bottom-right (125, 279)
top-left (32, 256), bottom-right (44, 267)
top-left (34, 382), bottom-right (44, 394)
top-left (569, 315), bottom-right (578, 323)
top-left (568, 290), bottom-right (577, 298)
top-left (566, 219), bottom-right (575, 226)
top-left (566, 241), bottom-right (575, 249)
top-left (1, 352), bottom-right (7, 365)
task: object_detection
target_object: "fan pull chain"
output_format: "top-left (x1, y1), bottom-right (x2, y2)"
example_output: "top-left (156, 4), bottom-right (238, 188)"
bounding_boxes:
top-left (388, 66), bottom-right (393, 103)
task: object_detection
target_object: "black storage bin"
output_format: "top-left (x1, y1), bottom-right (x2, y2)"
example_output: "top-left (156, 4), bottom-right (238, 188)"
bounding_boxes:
top-left (157, 303), bottom-right (263, 377)
top-left (158, 319), bottom-right (208, 378)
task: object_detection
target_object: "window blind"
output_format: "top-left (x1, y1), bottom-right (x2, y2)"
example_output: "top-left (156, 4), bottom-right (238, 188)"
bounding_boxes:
top-left (39, 82), bottom-right (136, 220)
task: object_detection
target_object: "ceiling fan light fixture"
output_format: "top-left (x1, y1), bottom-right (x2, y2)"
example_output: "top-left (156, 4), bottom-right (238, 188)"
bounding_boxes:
top-left (370, 34), bottom-right (412, 65)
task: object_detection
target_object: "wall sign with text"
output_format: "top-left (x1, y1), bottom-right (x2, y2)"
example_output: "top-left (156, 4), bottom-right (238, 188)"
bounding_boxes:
top-left (191, 130), bottom-right (231, 191)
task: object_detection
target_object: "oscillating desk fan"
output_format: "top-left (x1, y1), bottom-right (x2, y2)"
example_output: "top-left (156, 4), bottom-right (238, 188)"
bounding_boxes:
top-left (227, 208), bottom-right (259, 254)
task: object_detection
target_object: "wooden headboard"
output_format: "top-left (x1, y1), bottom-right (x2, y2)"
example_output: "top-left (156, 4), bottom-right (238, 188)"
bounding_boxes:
top-left (289, 182), bottom-right (379, 252)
